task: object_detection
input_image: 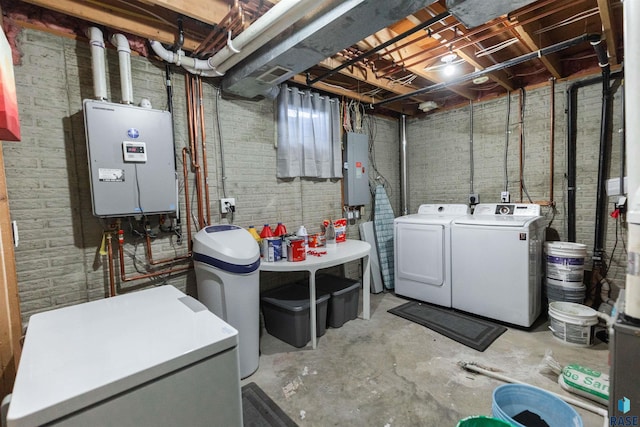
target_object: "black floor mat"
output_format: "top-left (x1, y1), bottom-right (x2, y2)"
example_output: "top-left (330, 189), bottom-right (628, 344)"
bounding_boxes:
top-left (388, 301), bottom-right (507, 352)
top-left (242, 382), bottom-right (298, 427)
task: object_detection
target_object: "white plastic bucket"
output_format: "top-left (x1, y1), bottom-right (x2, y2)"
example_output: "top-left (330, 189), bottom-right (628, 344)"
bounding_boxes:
top-left (545, 242), bottom-right (587, 288)
top-left (548, 301), bottom-right (599, 346)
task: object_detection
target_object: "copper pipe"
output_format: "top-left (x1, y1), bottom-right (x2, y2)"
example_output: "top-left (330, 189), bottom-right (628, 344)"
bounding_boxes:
top-left (185, 75), bottom-right (205, 229)
top-left (144, 233), bottom-right (191, 265)
top-left (117, 225), bottom-right (191, 283)
top-left (182, 147), bottom-right (193, 253)
top-left (193, 78), bottom-right (205, 228)
top-left (201, 6), bottom-right (245, 56)
top-left (549, 77), bottom-right (555, 204)
top-left (198, 78), bottom-right (211, 224)
top-left (194, 1), bottom-right (241, 55)
top-left (119, 264), bottom-right (191, 282)
top-left (106, 233), bottom-right (116, 297)
top-left (199, 14), bottom-right (245, 57)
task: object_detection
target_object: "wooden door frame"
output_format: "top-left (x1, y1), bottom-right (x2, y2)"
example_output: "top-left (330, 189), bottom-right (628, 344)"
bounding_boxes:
top-left (0, 144), bottom-right (22, 401)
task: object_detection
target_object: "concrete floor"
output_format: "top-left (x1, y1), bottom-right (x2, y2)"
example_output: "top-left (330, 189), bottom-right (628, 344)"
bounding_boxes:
top-left (242, 291), bottom-right (609, 427)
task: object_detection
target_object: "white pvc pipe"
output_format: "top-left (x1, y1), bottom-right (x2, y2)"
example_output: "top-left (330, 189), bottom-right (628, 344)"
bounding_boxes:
top-left (149, 42), bottom-right (223, 75)
top-left (211, 0), bottom-right (324, 73)
top-left (623, 0), bottom-right (640, 319)
top-left (149, 0), bottom-right (322, 76)
top-left (111, 34), bottom-right (134, 104)
top-left (87, 27), bottom-right (107, 101)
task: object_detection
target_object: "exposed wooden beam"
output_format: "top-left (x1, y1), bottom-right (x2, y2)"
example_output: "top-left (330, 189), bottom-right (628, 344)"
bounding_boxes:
top-left (290, 74), bottom-right (409, 114)
top-left (139, 0), bottom-right (230, 26)
top-left (410, 5), bottom-right (515, 92)
top-left (364, 28), bottom-right (476, 100)
top-left (456, 48), bottom-right (515, 91)
top-left (596, 0), bottom-right (618, 65)
top-left (317, 57), bottom-right (417, 98)
top-left (512, 23), bottom-right (563, 79)
top-left (21, 0), bottom-right (201, 51)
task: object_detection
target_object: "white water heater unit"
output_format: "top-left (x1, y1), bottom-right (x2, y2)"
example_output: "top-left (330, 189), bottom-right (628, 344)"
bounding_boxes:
top-left (83, 100), bottom-right (177, 217)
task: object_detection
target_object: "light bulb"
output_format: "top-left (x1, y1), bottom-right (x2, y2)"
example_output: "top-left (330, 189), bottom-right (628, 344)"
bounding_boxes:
top-left (444, 64), bottom-right (456, 76)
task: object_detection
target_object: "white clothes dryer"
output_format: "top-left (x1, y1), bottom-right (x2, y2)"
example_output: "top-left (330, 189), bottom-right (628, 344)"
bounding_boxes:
top-left (451, 203), bottom-right (545, 327)
top-left (394, 204), bottom-right (470, 307)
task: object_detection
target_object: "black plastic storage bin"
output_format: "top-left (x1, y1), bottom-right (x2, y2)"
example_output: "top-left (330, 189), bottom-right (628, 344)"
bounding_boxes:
top-left (260, 283), bottom-right (330, 348)
top-left (306, 273), bottom-right (361, 328)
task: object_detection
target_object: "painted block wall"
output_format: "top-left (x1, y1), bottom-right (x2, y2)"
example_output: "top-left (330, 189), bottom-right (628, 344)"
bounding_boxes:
top-left (406, 79), bottom-right (626, 298)
top-left (4, 27), bottom-right (624, 324)
top-left (4, 28), bottom-right (398, 325)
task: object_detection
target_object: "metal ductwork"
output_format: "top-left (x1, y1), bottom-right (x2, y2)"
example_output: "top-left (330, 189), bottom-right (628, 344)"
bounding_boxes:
top-left (221, 0), bottom-right (437, 99)
top-left (445, 0), bottom-right (538, 29)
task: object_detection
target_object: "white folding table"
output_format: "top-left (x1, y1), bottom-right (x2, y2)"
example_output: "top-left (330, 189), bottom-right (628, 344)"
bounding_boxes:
top-left (259, 239), bottom-right (371, 348)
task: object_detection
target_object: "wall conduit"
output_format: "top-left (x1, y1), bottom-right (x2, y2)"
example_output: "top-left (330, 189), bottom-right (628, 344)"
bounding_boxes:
top-left (399, 115), bottom-right (408, 216)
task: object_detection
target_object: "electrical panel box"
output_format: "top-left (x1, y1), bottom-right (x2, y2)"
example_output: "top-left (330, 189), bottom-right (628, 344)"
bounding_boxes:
top-left (343, 132), bottom-right (370, 206)
top-left (83, 100), bottom-right (177, 217)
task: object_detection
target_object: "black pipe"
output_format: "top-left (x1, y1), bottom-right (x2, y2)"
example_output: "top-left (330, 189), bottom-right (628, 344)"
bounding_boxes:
top-left (565, 69), bottom-right (623, 242)
top-left (376, 33), bottom-right (602, 107)
top-left (592, 39), bottom-right (611, 270)
top-left (306, 11), bottom-right (450, 86)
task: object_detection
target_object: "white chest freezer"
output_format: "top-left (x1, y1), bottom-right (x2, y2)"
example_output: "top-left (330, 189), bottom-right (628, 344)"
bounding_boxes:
top-left (6, 286), bottom-right (243, 427)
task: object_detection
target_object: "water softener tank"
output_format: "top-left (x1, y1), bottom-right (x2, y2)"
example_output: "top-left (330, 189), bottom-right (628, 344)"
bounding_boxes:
top-left (193, 225), bottom-right (261, 378)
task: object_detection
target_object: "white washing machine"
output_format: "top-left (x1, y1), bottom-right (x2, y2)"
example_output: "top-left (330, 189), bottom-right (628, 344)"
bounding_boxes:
top-left (394, 204), bottom-right (470, 307)
top-left (451, 203), bottom-right (545, 327)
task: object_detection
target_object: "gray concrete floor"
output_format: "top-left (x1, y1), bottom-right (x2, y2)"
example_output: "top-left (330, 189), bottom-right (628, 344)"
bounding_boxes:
top-left (243, 291), bottom-right (609, 427)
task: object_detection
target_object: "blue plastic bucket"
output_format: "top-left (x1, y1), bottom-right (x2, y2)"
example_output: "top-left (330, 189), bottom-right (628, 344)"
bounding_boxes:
top-left (492, 384), bottom-right (583, 427)
top-left (456, 415), bottom-right (512, 426)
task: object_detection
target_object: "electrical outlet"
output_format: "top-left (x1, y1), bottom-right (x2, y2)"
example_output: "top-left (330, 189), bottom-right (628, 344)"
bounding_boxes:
top-left (501, 191), bottom-right (510, 203)
top-left (220, 198), bottom-right (236, 213)
top-left (468, 193), bottom-right (479, 205)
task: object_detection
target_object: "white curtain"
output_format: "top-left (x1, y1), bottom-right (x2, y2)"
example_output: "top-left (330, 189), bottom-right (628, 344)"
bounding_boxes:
top-left (276, 84), bottom-right (342, 178)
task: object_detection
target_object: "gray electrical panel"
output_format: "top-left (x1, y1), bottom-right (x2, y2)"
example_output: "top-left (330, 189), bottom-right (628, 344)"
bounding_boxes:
top-left (83, 100), bottom-right (177, 217)
top-left (343, 132), bottom-right (370, 206)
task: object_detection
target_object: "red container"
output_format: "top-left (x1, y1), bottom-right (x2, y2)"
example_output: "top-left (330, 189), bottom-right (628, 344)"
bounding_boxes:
top-left (308, 233), bottom-right (325, 248)
top-left (287, 238), bottom-right (306, 262)
top-left (260, 224), bottom-right (274, 238)
top-left (274, 222), bottom-right (287, 236)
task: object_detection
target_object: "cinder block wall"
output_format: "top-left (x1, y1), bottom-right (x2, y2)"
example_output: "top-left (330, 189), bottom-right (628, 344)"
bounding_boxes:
top-left (5, 28), bottom-right (398, 324)
top-left (4, 28), bottom-right (625, 324)
top-left (406, 78), bottom-right (626, 298)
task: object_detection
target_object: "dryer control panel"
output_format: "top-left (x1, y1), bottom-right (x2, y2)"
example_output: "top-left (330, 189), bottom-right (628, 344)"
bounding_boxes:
top-left (473, 203), bottom-right (541, 216)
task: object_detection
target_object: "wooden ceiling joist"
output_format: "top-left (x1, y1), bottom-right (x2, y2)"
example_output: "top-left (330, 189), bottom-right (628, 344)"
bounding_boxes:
top-left (596, 0), bottom-right (618, 65)
top-left (512, 23), bottom-right (563, 79)
top-left (21, 0), bottom-right (202, 51)
top-left (139, 0), bottom-right (231, 27)
top-left (364, 28), bottom-right (476, 101)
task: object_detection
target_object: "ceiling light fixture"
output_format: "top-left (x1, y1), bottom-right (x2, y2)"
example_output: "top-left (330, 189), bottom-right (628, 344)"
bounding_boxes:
top-left (419, 101), bottom-right (438, 112)
top-left (441, 49), bottom-right (458, 77)
top-left (472, 68), bottom-right (489, 84)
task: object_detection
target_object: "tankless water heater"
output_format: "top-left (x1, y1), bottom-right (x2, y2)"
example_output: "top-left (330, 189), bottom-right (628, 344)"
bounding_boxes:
top-left (83, 100), bottom-right (177, 217)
